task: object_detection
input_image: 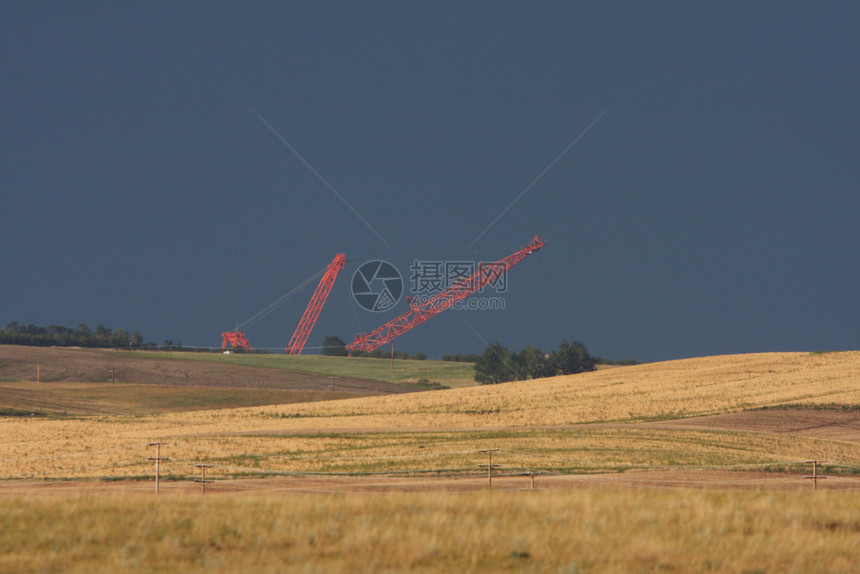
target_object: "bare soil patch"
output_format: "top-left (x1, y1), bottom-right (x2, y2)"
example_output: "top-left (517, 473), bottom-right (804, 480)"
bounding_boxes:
top-left (637, 407), bottom-right (860, 442)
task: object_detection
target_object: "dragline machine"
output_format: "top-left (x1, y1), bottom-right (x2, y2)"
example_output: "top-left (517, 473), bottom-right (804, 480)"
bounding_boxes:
top-left (346, 235), bottom-right (544, 354)
top-left (221, 253), bottom-right (345, 354)
top-left (221, 330), bottom-right (252, 351)
top-left (285, 253), bottom-right (346, 354)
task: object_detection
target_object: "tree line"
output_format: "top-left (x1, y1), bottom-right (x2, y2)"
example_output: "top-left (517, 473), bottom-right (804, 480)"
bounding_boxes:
top-left (1, 321), bottom-right (147, 349)
top-left (0, 322), bottom-right (233, 353)
top-left (0, 321), bottom-right (256, 353)
top-left (322, 334), bottom-right (634, 385)
top-left (474, 339), bottom-right (597, 384)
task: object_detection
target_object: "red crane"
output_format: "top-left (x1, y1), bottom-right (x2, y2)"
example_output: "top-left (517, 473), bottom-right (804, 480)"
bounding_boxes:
top-left (285, 253), bottom-right (346, 354)
top-left (219, 260), bottom-right (334, 351)
top-left (221, 330), bottom-right (252, 351)
top-left (347, 235), bottom-right (545, 354)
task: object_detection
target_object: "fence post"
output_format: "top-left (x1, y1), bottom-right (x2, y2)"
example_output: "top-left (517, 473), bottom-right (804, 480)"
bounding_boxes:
top-left (521, 471), bottom-right (541, 490)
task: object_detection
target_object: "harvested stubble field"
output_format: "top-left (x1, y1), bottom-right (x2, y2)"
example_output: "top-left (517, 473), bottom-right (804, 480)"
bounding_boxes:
top-left (2, 348), bottom-right (860, 572)
top-left (5, 350), bottom-right (860, 481)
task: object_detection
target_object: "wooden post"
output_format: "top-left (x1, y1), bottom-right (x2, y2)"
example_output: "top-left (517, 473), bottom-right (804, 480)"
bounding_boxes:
top-left (478, 449), bottom-right (499, 488)
top-left (521, 471), bottom-right (540, 490)
top-left (194, 464), bottom-right (215, 495)
top-left (148, 442), bottom-right (169, 496)
top-left (37, 363), bottom-right (40, 383)
top-left (805, 460), bottom-right (827, 490)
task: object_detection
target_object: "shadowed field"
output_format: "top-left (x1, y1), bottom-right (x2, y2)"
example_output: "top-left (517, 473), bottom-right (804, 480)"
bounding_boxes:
top-left (0, 345), bottom-right (464, 416)
top-left (0, 345), bottom-right (474, 391)
top-left (0, 381), bottom-right (343, 416)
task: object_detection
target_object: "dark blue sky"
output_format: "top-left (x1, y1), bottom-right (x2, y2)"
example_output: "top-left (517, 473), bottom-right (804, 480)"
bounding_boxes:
top-left (3, 2), bottom-right (858, 362)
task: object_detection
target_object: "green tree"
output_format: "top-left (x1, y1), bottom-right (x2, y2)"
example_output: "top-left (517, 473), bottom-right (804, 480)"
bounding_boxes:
top-left (548, 339), bottom-right (595, 376)
top-left (321, 335), bottom-right (348, 356)
top-left (1, 321), bottom-right (152, 349)
top-left (474, 342), bottom-right (516, 385)
top-left (514, 345), bottom-right (550, 379)
top-left (130, 331), bottom-right (144, 347)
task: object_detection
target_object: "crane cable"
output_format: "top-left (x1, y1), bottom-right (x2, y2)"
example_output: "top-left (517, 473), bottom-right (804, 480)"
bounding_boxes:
top-left (235, 265), bottom-right (328, 332)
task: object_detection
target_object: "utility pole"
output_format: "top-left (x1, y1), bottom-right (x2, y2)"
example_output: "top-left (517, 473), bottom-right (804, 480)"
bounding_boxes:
top-left (148, 442), bottom-right (169, 496)
top-left (478, 449), bottom-right (500, 488)
top-left (805, 460), bottom-right (827, 490)
top-left (194, 464), bottom-right (215, 495)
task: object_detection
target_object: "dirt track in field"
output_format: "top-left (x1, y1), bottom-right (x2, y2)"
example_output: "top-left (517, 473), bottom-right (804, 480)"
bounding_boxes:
top-left (3, 407), bottom-right (859, 495)
top-left (3, 468), bottom-right (858, 496)
top-left (212, 406), bottom-right (859, 492)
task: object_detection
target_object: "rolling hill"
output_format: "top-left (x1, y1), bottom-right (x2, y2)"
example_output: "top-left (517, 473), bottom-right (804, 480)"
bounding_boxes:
top-left (0, 345), bottom-right (472, 415)
top-left (2, 348), bottom-right (858, 482)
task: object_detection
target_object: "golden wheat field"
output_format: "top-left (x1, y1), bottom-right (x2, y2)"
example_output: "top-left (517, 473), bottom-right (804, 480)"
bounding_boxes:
top-left (3, 351), bottom-right (860, 573)
top-left (2, 351), bottom-right (860, 480)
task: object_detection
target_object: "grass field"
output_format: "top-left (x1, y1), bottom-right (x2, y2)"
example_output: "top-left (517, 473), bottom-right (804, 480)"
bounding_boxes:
top-left (0, 345), bottom-right (465, 416)
top-left (2, 349), bottom-right (860, 572)
top-left (116, 350), bottom-right (477, 387)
